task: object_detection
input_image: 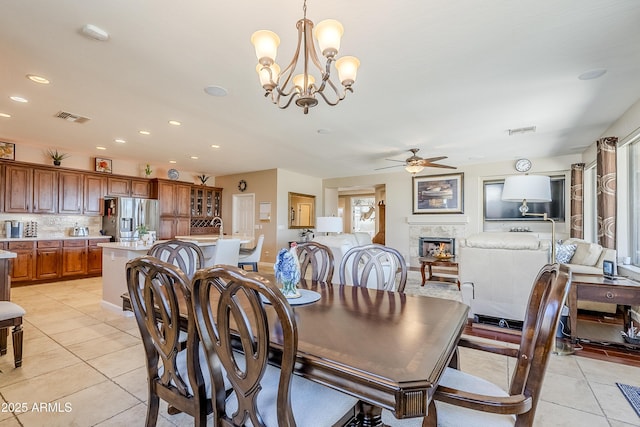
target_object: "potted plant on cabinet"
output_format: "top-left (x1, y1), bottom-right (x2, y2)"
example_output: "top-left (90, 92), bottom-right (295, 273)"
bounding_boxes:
top-left (47, 148), bottom-right (70, 166)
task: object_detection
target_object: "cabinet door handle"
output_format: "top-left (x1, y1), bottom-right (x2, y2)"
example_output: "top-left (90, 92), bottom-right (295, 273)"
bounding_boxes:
top-left (605, 291), bottom-right (615, 299)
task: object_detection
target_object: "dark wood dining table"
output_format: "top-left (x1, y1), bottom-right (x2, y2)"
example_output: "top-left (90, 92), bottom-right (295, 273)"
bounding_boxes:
top-left (122, 275), bottom-right (469, 425)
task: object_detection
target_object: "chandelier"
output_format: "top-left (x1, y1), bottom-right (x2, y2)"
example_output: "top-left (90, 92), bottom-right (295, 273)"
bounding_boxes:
top-left (251, 0), bottom-right (360, 114)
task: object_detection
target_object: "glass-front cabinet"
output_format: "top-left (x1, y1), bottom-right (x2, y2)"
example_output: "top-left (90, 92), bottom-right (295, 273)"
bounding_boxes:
top-left (190, 186), bottom-right (222, 234)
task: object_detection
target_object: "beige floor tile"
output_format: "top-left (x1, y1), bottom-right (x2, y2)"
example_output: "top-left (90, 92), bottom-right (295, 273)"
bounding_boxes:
top-left (1, 363), bottom-right (107, 405)
top-left (65, 331), bottom-right (141, 360)
top-left (0, 346), bottom-right (81, 387)
top-left (545, 353), bottom-right (584, 379)
top-left (28, 315), bottom-right (104, 336)
top-left (539, 371), bottom-right (603, 415)
top-left (592, 383), bottom-right (640, 426)
top-left (533, 400), bottom-right (611, 427)
top-left (609, 420), bottom-right (640, 427)
top-left (93, 402), bottom-right (176, 427)
top-left (16, 381), bottom-right (139, 427)
top-left (48, 322), bottom-right (122, 346)
top-left (577, 357), bottom-right (640, 387)
top-left (112, 366), bottom-right (149, 401)
top-left (86, 344), bottom-right (146, 378)
top-left (0, 417), bottom-right (22, 427)
top-left (457, 346), bottom-right (511, 390)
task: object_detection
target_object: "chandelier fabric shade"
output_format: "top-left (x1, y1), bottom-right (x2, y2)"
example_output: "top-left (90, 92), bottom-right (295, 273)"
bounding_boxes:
top-left (251, 0), bottom-right (360, 114)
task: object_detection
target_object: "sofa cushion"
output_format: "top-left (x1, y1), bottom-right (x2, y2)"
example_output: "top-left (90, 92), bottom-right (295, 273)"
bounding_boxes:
top-left (464, 232), bottom-right (541, 250)
top-left (566, 239), bottom-right (602, 266)
top-left (555, 243), bottom-right (577, 263)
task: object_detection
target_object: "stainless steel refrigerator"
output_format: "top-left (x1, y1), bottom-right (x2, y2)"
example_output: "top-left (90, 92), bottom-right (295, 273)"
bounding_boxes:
top-left (102, 197), bottom-right (160, 242)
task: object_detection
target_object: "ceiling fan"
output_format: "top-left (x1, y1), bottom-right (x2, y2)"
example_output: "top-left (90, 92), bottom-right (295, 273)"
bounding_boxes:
top-left (375, 148), bottom-right (457, 173)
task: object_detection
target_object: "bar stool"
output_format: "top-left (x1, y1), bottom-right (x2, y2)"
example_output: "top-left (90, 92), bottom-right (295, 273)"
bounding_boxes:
top-left (0, 301), bottom-right (26, 368)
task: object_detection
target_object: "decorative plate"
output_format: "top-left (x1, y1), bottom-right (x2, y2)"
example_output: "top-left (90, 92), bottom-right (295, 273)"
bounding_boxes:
top-left (167, 168), bottom-right (179, 180)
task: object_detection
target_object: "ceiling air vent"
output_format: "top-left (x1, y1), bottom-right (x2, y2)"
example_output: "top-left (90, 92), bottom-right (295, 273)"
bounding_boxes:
top-left (508, 126), bottom-right (536, 136)
top-left (55, 111), bottom-right (90, 124)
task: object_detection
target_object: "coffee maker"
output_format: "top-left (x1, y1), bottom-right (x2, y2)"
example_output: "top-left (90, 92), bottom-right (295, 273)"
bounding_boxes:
top-left (5, 220), bottom-right (24, 238)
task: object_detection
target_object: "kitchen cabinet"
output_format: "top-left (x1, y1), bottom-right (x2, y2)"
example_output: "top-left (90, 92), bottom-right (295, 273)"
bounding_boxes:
top-left (106, 177), bottom-right (130, 196)
top-left (7, 241), bottom-right (35, 283)
top-left (58, 171), bottom-right (83, 214)
top-left (84, 174), bottom-right (106, 215)
top-left (131, 179), bottom-right (151, 198)
top-left (35, 240), bottom-right (61, 280)
top-left (190, 185), bottom-right (223, 234)
top-left (152, 179), bottom-right (191, 239)
top-left (62, 240), bottom-right (87, 276)
top-left (3, 164), bottom-right (32, 213)
top-left (87, 238), bottom-right (109, 274)
top-left (33, 168), bottom-right (58, 213)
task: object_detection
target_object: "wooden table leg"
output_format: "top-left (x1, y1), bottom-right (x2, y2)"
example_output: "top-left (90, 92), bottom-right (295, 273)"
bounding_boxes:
top-left (420, 262), bottom-right (427, 286)
top-left (568, 281), bottom-right (578, 343)
top-left (356, 401), bottom-right (387, 427)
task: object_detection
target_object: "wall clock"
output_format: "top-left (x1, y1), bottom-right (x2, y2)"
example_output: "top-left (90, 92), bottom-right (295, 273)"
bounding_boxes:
top-left (238, 179), bottom-right (247, 192)
top-left (514, 158), bottom-right (532, 173)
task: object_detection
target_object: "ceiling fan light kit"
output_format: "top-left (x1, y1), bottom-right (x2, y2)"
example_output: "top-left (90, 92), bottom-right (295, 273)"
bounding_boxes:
top-left (251, 0), bottom-right (360, 114)
top-left (377, 148), bottom-right (456, 174)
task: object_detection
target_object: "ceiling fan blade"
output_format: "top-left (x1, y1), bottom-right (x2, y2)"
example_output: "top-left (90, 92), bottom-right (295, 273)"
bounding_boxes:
top-left (374, 164), bottom-right (404, 170)
top-left (422, 163), bottom-right (457, 169)
top-left (384, 158), bottom-right (407, 163)
top-left (418, 156), bottom-right (448, 163)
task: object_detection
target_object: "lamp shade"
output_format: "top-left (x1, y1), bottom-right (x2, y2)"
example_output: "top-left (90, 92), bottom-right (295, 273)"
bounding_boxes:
top-left (316, 216), bottom-right (343, 233)
top-left (501, 175), bottom-right (552, 202)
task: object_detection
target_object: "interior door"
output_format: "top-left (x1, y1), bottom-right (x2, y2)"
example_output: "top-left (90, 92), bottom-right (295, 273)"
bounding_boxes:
top-left (232, 193), bottom-right (255, 239)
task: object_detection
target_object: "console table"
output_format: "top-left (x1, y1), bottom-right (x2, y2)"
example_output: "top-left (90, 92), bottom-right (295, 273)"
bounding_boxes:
top-left (568, 274), bottom-right (640, 344)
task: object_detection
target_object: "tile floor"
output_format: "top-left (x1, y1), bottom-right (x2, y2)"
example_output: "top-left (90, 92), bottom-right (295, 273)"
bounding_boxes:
top-left (0, 277), bottom-right (639, 426)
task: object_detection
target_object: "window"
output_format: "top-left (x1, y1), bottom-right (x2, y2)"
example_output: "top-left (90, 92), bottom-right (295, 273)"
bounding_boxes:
top-left (630, 138), bottom-right (640, 265)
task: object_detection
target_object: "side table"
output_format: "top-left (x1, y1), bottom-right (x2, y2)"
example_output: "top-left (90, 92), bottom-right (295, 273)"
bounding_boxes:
top-left (419, 256), bottom-right (460, 289)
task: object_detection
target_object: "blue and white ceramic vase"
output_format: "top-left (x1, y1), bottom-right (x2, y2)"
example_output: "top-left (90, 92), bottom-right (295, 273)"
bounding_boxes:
top-left (274, 244), bottom-right (301, 298)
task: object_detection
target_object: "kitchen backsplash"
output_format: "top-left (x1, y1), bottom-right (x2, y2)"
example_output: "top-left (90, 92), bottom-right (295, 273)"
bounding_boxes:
top-left (0, 214), bottom-right (102, 238)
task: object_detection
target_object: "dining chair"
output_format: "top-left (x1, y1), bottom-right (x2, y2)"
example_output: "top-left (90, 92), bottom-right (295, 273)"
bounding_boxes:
top-left (126, 255), bottom-right (211, 427)
top-left (147, 239), bottom-right (205, 279)
top-left (191, 265), bottom-right (359, 426)
top-left (211, 238), bottom-right (241, 267)
top-left (238, 234), bottom-right (264, 271)
top-left (339, 243), bottom-right (408, 292)
top-left (296, 241), bottom-right (335, 283)
top-left (0, 301), bottom-right (25, 368)
top-left (381, 263), bottom-right (571, 427)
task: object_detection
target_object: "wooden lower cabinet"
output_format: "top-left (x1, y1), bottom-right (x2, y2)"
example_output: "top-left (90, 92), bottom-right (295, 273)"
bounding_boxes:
top-left (8, 238), bottom-right (109, 284)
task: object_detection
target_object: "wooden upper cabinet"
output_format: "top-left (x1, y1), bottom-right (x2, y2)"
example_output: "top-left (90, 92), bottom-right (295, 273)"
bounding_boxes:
top-left (154, 180), bottom-right (189, 217)
top-left (130, 179), bottom-right (151, 198)
top-left (58, 171), bottom-right (83, 214)
top-left (33, 168), bottom-right (58, 213)
top-left (175, 183), bottom-right (191, 217)
top-left (4, 164), bottom-right (33, 213)
top-left (84, 174), bottom-right (106, 215)
top-left (107, 177), bottom-right (130, 196)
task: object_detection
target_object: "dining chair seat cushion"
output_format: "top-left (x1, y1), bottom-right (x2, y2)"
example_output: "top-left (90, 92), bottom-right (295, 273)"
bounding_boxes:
top-left (0, 301), bottom-right (26, 320)
top-left (381, 367), bottom-right (515, 426)
top-left (225, 362), bottom-right (358, 426)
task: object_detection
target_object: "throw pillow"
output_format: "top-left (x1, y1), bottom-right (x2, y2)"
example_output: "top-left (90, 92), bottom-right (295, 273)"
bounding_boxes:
top-left (556, 243), bottom-right (577, 264)
top-left (569, 241), bottom-right (603, 266)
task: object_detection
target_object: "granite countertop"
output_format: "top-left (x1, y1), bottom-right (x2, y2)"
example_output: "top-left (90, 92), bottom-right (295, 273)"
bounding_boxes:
top-left (98, 241), bottom-right (155, 251)
top-left (0, 249), bottom-right (17, 259)
top-left (0, 235), bottom-right (112, 242)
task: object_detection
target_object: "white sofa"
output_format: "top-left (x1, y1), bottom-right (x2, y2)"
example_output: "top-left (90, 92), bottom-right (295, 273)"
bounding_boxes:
top-left (458, 232), bottom-right (551, 323)
top-left (312, 232), bottom-right (373, 284)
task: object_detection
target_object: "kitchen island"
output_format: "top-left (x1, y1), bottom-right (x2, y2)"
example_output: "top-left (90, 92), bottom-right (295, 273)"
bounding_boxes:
top-left (99, 235), bottom-right (252, 312)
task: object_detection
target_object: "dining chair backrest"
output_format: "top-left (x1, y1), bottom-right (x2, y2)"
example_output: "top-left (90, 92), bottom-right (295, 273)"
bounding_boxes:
top-left (296, 242), bottom-right (335, 283)
top-left (211, 238), bottom-right (241, 267)
top-left (191, 265), bottom-right (299, 426)
top-left (238, 234), bottom-right (265, 272)
top-left (126, 255), bottom-right (209, 426)
top-left (339, 244), bottom-right (408, 292)
top-left (147, 239), bottom-right (204, 279)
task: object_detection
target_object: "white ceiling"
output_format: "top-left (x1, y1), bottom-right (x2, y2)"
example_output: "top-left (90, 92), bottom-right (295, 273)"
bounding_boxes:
top-left (1, 0), bottom-right (640, 179)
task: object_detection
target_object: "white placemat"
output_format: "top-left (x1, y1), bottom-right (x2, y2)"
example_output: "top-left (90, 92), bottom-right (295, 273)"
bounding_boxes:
top-left (261, 289), bottom-right (321, 306)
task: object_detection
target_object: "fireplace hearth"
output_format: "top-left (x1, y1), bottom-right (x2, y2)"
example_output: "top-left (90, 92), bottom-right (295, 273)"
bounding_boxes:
top-left (419, 237), bottom-right (455, 257)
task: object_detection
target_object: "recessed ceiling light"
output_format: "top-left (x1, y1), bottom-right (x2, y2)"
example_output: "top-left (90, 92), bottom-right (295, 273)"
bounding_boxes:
top-left (317, 128), bottom-right (331, 134)
top-left (578, 69), bottom-right (607, 80)
top-left (169, 160), bottom-right (177, 164)
top-left (81, 24), bottom-right (110, 41)
top-left (190, 156), bottom-right (199, 160)
top-left (26, 74), bottom-right (50, 84)
top-left (96, 146), bottom-right (106, 150)
top-left (168, 120), bottom-right (181, 126)
top-left (139, 130), bottom-right (150, 135)
top-left (9, 96), bottom-right (28, 103)
top-left (210, 144), bottom-right (220, 149)
top-left (204, 86), bottom-right (228, 97)
top-left (0, 113), bottom-right (11, 118)
top-left (114, 138), bottom-right (126, 144)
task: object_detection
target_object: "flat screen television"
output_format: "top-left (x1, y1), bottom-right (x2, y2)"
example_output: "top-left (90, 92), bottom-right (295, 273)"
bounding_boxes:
top-left (484, 177), bottom-right (565, 221)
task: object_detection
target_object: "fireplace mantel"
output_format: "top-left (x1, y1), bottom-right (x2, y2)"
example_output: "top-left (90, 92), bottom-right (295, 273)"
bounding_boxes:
top-left (406, 215), bottom-right (470, 225)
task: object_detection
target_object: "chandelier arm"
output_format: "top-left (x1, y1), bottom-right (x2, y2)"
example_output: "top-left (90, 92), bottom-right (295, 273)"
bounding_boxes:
top-left (272, 89), bottom-right (300, 109)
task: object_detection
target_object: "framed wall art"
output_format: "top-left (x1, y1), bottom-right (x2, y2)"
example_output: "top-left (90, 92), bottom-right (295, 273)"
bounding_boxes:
top-left (0, 141), bottom-right (16, 160)
top-left (412, 173), bottom-right (464, 214)
top-left (95, 157), bottom-right (112, 173)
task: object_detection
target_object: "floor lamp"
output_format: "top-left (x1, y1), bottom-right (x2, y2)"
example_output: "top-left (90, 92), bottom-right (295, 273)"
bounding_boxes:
top-left (316, 216), bottom-right (343, 236)
top-left (501, 175), bottom-right (556, 262)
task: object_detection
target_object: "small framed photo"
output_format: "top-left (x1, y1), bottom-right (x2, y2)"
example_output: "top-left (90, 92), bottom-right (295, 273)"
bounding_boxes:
top-left (95, 157), bottom-right (112, 173)
top-left (413, 173), bottom-right (464, 214)
top-left (0, 141), bottom-right (16, 160)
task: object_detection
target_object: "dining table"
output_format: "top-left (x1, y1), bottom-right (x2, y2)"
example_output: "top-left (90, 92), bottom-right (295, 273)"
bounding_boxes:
top-left (122, 275), bottom-right (469, 426)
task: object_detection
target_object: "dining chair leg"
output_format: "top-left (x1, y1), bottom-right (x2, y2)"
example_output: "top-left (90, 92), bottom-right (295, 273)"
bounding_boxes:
top-left (12, 324), bottom-right (23, 368)
top-left (0, 328), bottom-right (7, 356)
top-left (423, 400), bottom-right (437, 427)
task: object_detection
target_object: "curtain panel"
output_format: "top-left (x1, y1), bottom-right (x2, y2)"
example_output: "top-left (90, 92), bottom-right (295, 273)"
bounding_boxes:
top-left (570, 163), bottom-right (585, 239)
top-left (596, 137), bottom-right (617, 249)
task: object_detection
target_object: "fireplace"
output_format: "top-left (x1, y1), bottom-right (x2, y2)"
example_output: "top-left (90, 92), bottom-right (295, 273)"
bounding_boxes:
top-left (419, 237), bottom-right (455, 257)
